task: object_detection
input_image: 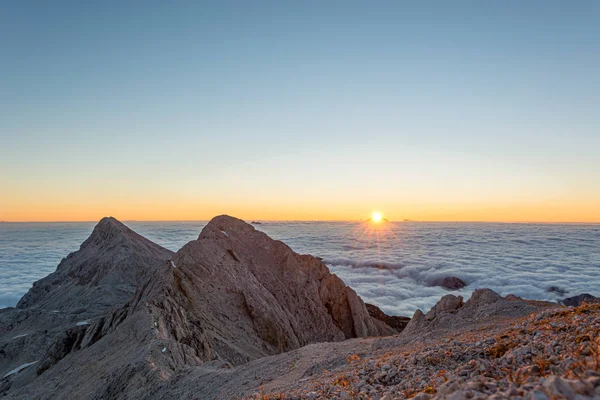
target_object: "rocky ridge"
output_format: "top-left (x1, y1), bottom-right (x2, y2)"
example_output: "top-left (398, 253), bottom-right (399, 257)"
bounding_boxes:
top-left (0, 216), bottom-right (395, 399)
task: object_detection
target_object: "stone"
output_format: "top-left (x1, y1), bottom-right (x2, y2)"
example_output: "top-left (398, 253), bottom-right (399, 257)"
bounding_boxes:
top-left (424, 294), bottom-right (464, 320)
top-left (530, 390), bottom-right (550, 400)
top-left (413, 393), bottom-right (432, 400)
top-left (542, 376), bottom-right (577, 398)
top-left (436, 276), bottom-right (467, 290)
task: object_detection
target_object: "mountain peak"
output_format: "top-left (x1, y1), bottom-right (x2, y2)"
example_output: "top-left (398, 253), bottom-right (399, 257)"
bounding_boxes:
top-left (17, 217), bottom-right (172, 311)
top-left (97, 216), bottom-right (122, 226)
top-left (95, 216), bottom-right (128, 233)
top-left (82, 217), bottom-right (135, 248)
top-left (199, 214), bottom-right (255, 239)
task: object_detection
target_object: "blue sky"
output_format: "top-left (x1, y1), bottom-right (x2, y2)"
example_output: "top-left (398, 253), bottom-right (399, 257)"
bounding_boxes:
top-left (1, 1), bottom-right (599, 221)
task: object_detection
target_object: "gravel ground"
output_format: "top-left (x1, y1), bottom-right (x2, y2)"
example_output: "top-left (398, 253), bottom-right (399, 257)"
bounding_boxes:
top-left (248, 303), bottom-right (600, 400)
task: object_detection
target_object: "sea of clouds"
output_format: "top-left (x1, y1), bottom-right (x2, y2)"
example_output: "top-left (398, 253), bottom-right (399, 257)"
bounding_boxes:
top-left (1, 220), bottom-right (599, 316)
top-left (259, 221), bottom-right (600, 316)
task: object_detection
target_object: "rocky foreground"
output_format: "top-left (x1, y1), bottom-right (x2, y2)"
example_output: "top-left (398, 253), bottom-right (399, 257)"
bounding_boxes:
top-left (249, 300), bottom-right (600, 400)
top-left (0, 216), bottom-right (599, 399)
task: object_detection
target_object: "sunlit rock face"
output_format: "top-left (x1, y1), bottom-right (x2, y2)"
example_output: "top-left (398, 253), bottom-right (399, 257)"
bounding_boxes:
top-left (156, 214), bottom-right (396, 364)
top-left (401, 289), bottom-right (545, 340)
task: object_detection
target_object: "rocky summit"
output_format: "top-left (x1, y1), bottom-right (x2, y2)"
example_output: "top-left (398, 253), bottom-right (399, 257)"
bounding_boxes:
top-left (16, 217), bottom-right (173, 313)
top-left (1, 216), bottom-right (599, 400)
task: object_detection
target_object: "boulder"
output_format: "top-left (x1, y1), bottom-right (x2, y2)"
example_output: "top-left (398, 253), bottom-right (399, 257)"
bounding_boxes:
top-left (429, 276), bottom-right (467, 290)
top-left (546, 286), bottom-right (568, 296)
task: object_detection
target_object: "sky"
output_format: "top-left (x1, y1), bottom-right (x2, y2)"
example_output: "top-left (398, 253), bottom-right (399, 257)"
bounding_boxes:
top-left (1, 1), bottom-right (599, 222)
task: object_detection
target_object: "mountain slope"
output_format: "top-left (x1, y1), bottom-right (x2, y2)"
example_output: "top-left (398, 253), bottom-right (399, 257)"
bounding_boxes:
top-left (1, 215), bottom-right (396, 399)
top-left (17, 217), bottom-right (173, 314)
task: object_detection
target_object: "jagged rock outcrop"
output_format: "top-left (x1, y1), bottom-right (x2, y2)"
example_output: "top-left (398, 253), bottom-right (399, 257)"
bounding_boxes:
top-left (546, 285), bottom-right (568, 296)
top-left (365, 303), bottom-right (410, 332)
top-left (400, 289), bottom-right (552, 340)
top-left (1, 215), bottom-right (396, 399)
top-left (562, 293), bottom-right (598, 307)
top-left (430, 276), bottom-right (467, 290)
top-left (17, 217), bottom-right (173, 314)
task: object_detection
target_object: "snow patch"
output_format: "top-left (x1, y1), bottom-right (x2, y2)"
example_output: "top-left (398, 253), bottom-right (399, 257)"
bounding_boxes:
top-left (161, 347), bottom-right (167, 353)
top-left (169, 260), bottom-right (176, 268)
top-left (3, 361), bottom-right (38, 378)
top-left (221, 230), bottom-right (229, 237)
top-left (76, 321), bottom-right (90, 326)
top-left (11, 333), bottom-right (28, 340)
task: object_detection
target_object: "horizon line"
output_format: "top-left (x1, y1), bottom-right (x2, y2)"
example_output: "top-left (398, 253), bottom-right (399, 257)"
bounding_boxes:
top-left (2, 218), bottom-right (600, 225)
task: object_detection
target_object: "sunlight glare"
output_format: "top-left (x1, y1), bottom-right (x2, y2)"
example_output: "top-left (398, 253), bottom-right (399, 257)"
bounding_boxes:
top-left (371, 211), bottom-right (383, 223)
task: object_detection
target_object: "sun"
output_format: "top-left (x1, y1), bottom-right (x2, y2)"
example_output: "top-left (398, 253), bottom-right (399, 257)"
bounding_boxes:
top-left (371, 211), bottom-right (383, 223)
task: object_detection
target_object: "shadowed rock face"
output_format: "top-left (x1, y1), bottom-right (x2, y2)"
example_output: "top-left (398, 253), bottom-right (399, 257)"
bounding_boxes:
top-left (365, 303), bottom-right (410, 332)
top-left (562, 293), bottom-right (598, 307)
top-left (1, 217), bottom-right (174, 396)
top-left (1, 215), bottom-right (396, 399)
top-left (428, 276), bottom-right (467, 290)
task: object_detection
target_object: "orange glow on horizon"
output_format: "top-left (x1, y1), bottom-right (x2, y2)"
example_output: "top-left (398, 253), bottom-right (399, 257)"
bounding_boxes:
top-left (1, 199), bottom-right (600, 223)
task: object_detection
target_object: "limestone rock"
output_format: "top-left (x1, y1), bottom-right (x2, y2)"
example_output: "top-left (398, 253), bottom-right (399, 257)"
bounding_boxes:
top-left (464, 288), bottom-right (502, 307)
top-left (1, 215), bottom-right (395, 399)
top-left (425, 294), bottom-right (464, 320)
top-left (401, 288), bottom-right (551, 339)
